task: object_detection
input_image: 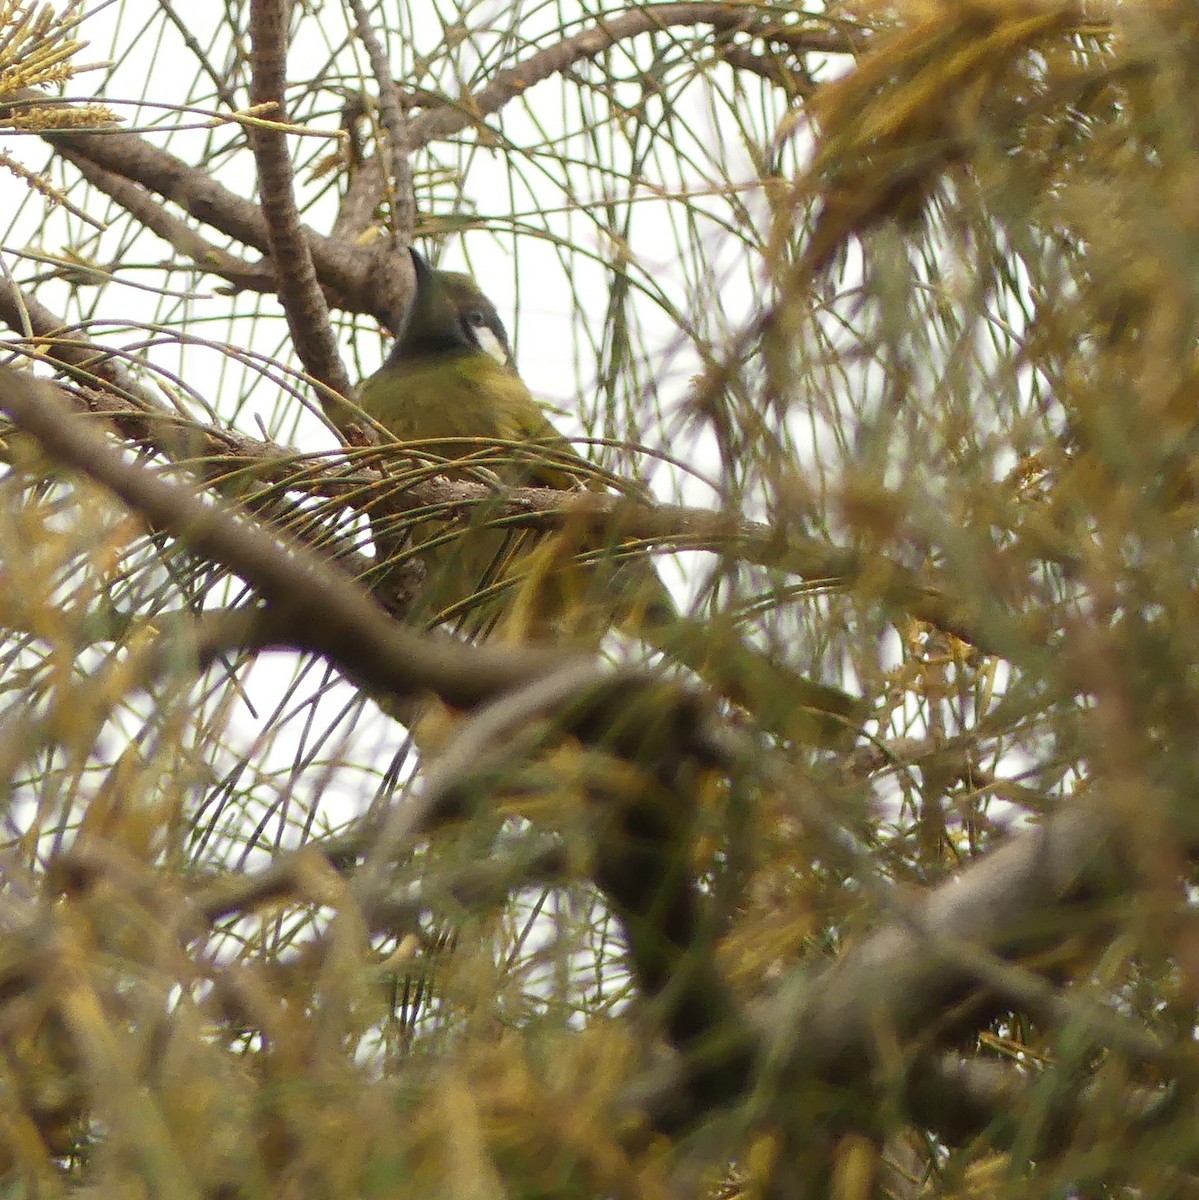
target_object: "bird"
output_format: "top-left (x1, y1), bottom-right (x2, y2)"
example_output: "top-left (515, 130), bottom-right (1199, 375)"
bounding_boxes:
top-left (345, 247), bottom-right (866, 749)
top-left (350, 249), bottom-right (651, 637)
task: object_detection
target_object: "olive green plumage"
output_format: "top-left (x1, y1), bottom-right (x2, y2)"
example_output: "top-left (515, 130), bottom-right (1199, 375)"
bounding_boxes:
top-left (351, 249), bottom-right (865, 747)
top-left (360, 268), bottom-right (579, 489)
top-left (355, 251), bottom-right (671, 635)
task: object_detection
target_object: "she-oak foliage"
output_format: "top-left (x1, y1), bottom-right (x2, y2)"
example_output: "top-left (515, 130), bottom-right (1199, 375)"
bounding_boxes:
top-left (0, 3), bottom-right (1193, 1200)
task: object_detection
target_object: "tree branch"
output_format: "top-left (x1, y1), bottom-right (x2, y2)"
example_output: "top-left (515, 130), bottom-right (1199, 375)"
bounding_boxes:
top-left (0, 274), bottom-right (168, 410)
top-left (0, 366), bottom-right (576, 710)
top-left (60, 150), bottom-right (278, 295)
top-left (347, 0), bottom-right (415, 246)
top-left (906, 1052), bottom-right (1177, 1152)
top-left (247, 0), bottom-right (352, 401)
top-left (626, 791), bottom-right (1173, 1142)
top-left (0, 297), bottom-right (1025, 659)
top-left (0, 91), bottom-right (400, 323)
top-left (407, 5), bottom-right (857, 146)
top-left (762, 802), bottom-right (1146, 1085)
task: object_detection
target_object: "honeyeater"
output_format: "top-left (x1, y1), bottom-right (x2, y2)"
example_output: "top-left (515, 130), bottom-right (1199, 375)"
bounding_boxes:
top-left (347, 247), bottom-right (865, 748)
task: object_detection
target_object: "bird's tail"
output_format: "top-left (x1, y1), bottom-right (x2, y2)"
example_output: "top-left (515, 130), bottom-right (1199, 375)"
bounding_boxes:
top-left (505, 532), bottom-right (866, 750)
top-left (635, 606), bottom-right (867, 752)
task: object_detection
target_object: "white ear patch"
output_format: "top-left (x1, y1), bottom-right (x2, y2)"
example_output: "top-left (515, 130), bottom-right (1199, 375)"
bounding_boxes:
top-left (474, 323), bottom-right (509, 365)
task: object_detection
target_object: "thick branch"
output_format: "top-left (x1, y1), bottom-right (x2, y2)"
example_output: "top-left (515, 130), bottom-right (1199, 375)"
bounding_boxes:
top-left (0, 92), bottom-right (399, 323)
top-left (769, 802), bottom-right (1137, 1085)
top-left (588, 735), bottom-right (757, 1117)
top-left (0, 275), bottom-right (167, 410)
top-left (247, 0), bottom-right (351, 400)
top-left (906, 1053), bottom-right (1177, 1152)
top-left (627, 793), bottom-right (1168, 1141)
top-left (0, 367), bottom-right (576, 709)
top-left (0, 297), bottom-right (1021, 658)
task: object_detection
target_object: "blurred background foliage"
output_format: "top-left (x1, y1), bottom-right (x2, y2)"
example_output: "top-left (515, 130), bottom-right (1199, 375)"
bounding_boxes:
top-left (0, 0), bottom-right (1197, 1197)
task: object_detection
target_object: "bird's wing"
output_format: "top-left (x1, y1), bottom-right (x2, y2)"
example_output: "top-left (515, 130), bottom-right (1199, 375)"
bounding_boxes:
top-left (486, 370), bottom-right (595, 492)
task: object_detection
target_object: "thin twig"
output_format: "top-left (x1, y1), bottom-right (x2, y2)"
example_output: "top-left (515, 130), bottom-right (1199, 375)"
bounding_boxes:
top-left (347, 0), bottom-right (414, 246)
top-left (62, 150), bottom-right (272, 292)
top-left (408, 5), bottom-right (857, 146)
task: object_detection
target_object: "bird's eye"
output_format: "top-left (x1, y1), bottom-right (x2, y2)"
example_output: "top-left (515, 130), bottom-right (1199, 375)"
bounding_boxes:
top-left (465, 308), bottom-right (510, 365)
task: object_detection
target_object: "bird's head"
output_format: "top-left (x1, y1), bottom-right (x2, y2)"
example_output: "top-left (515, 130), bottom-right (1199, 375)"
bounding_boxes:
top-left (389, 248), bottom-right (513, 368)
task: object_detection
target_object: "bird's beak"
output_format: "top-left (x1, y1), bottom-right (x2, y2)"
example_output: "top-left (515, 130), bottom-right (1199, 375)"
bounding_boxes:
top-left (409, 246), bottom-right (432, 288)
top-left (392, 245), bottom-right (435, 337)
